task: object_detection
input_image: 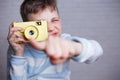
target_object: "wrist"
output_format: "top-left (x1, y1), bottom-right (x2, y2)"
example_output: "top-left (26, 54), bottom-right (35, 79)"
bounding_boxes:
top-left (10, 55), bottom-right (26, 65)
top-left (69, 41), bottom-right (82, 57)
top-left (14, 51), bottom-right (24, 56)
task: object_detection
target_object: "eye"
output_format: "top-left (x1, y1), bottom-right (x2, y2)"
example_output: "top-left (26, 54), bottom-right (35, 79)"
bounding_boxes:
top-left (52, 19), bottom-right (59, 22)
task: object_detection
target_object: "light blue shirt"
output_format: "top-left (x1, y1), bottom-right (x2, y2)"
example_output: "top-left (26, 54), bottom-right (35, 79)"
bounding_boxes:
top-left (7, 33), bottom-right (103, 80)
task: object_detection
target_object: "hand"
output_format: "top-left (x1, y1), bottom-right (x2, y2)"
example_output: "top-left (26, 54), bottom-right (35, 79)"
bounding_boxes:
top-left (29, 36), bottom-right (81, 64)
top-left (7, 22), bottom-right (26, 56)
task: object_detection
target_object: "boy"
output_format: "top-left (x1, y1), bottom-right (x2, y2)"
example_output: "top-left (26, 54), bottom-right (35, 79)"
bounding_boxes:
top-left (7, 0), bottom-right (103, 80)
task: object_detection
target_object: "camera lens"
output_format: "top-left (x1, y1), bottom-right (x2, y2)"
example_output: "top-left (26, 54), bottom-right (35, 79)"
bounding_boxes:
top-left (29, 30), bottom-right (34, 35)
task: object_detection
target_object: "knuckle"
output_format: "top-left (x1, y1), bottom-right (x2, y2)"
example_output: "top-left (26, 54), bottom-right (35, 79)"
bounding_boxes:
top-left (50, 59), bottom-right (59, 65)
top-left (50, 55), bottom-right (58, 60)
top-left (61, 55), bottom-right (68, 59)
top-left (10, 28), bottom-right (14, 32)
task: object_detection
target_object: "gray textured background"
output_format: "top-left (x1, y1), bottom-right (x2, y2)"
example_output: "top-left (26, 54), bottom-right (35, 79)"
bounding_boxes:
top-left (0, 0), bottom-right (120, 80)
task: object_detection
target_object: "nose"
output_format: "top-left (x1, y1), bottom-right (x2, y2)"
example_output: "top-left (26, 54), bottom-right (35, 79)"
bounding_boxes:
top-left (47, 22), bottom-right (55, 32)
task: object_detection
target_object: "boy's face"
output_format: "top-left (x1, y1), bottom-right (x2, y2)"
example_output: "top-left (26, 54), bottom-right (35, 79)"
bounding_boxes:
top-left (27, 7), bottom-right (62, 37)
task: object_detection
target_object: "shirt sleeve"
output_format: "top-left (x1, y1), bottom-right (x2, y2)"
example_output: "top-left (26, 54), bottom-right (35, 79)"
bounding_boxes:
top-left (61, 33), bottom-right (103, 64)
top-left (7, 46), bottom-right (27, 80)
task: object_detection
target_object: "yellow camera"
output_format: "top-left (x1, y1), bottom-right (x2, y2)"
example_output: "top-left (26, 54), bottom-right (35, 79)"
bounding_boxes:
top-left (13, 20), bottom-right (48, 41)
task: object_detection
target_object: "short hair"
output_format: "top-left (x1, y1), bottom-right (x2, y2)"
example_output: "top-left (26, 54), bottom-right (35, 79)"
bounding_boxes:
top-left (20, 0), bottom-right (57, 21)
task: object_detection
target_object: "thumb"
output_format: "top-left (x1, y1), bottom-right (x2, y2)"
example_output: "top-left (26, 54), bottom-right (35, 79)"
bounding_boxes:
top-left (29, 38), bottom-right (46, 50)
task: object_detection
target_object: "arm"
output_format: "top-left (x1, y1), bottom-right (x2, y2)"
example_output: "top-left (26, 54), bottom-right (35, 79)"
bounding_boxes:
top-left (29, 33), bottom-right (103, 64)
top-left (7, 46), bottom-right (27, 80)
top-left (7, 22), bottom-right (28, 80)
top-left (63, 34), bottom-right (103, 63)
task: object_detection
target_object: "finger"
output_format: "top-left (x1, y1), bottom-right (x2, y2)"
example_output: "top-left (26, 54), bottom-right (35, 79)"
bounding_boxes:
top-left (51, 38), bottom-right (68, 60)
top-left (8, 22), bottom-right (17, 36)
top-left (14, 31), bottom-right (24, 38)
top-left (10, 27), bottom-right (23, 34)
top-left (9, 22), bottom-right (14, 31)
top-left (8, 31), bottom-right (16, 43)
top-left (46, 36), bottom-right (56, 57)
top-left (8, 27), bottom-right (23, 39)
top-left (8, 27), bottom-right (23, 40)
top-left (46, 37), bottom-right (64, 59)
top-left (50, 58), bottom-right (67, 65)
top-left (54, 38), bottom-right (62, 58)
top-left (8, 31), bottom-right (25, 44)
top-left (60, 39), bottom-right (69, 59)
top-left (14, 37), bottom-right (26, 43)
top-left (29, 38), bottom-right (46, 50)
top-left (14, 32), bottom-right (26, 42)
top-left (8, 22), bottom-right (14, 40)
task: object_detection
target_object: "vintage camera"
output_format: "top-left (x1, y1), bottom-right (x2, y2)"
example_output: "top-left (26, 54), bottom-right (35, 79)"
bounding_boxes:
top-left (13, 20), bottom-right (48, 41)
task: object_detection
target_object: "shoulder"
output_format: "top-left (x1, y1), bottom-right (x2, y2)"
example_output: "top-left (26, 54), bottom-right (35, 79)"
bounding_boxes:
top-left (61, 33), bottom-right (71, 39)
top-left (61, 33), bottom-right (78, 41)
top-left (61, 33), bottom-right (82, 42)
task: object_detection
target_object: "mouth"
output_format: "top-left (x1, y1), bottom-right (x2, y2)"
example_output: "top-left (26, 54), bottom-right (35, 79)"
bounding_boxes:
top-left (49, 32), bottom-right (59, 37)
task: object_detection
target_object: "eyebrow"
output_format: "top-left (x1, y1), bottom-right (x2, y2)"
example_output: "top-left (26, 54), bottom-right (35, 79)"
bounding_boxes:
top-left (37, 17), bottom-right (60, 21)
top-left (52, 17), bottom-right (60, 19)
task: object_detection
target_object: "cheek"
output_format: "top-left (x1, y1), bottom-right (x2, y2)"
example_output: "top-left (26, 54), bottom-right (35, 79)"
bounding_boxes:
top-left (57, 23), bottom-right (62, 32)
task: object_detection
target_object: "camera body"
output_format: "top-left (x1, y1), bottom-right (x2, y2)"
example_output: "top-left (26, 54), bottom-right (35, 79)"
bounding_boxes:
top-left (13, 20), bottom-right (48, 41)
